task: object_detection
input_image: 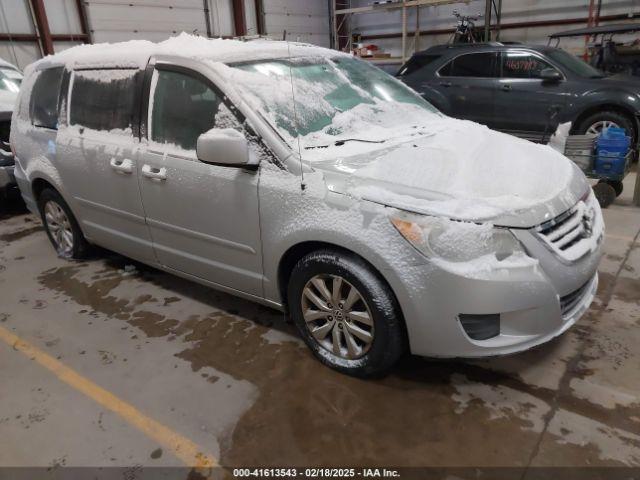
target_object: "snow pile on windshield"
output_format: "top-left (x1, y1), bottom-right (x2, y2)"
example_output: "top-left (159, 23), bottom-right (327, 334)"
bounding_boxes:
top-left (217, 56), bottom-right (440, 155)
top-left (349, 119), bottom-right (575, 220)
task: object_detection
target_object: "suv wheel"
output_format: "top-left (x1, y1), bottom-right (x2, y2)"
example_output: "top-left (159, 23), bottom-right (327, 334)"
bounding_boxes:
top-left (287, 249), bottom-right (406, 377)
top-left (577, 110), bottom-right (635, 141)
top-left (38, 188), bottom-right (89, 259)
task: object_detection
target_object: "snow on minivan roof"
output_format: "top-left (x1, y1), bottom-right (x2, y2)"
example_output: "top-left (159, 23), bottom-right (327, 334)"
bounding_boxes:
top-left (31, 33), bottom-right (344, 71)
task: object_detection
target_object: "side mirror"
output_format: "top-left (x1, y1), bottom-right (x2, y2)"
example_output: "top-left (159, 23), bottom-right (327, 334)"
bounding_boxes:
top-left (540, 68), bottom-right (562, 82)
top-left (196, 128), bottom-right (256, 168)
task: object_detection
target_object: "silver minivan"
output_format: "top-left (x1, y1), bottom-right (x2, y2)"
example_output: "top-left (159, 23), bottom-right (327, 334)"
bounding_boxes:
top-left (11, 35), bottom-right (604, 376)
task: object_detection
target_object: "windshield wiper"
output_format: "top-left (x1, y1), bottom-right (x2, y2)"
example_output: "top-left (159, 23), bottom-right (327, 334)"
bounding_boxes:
top-left (305, 138), bottom-right (386, 150)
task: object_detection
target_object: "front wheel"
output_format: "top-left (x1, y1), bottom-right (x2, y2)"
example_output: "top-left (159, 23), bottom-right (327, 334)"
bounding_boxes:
top-left (287, 249), bottom-right (406, 377)
top-left (38, 188), bottom-right (89, 259)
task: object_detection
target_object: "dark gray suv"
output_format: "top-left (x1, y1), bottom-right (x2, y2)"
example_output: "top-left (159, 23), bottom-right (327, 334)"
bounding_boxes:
top-left (398, 43), bottom-right (640, 147)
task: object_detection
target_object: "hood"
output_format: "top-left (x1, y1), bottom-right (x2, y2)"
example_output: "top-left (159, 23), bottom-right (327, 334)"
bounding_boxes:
top-left (311, 119), bottom-right (588, 228)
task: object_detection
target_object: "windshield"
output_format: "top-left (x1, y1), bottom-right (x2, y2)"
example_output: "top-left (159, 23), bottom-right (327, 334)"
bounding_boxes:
top-left (0, 68), bottom-right (22, 93)
top-left (227, 56), bottom-right (441, 150)
top-left (546, 49), bottom-right (604, 78)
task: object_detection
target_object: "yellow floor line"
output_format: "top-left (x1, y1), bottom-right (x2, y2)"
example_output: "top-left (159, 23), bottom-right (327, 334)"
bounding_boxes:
top-left (0, 325), bottom-right (217, 470)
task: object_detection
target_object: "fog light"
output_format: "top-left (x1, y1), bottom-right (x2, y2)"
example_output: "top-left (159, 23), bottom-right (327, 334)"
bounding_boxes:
top-left (459, 314), bottom-right (500, 341)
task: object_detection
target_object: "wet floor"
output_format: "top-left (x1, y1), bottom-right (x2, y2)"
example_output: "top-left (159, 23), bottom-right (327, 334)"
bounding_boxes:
top-left (0, 176), bottom-right (639, 475)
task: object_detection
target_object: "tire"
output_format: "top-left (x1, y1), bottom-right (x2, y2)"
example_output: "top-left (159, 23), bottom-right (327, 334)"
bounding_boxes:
top-left (600, 179), bottom-right (624, 197)
top-left (287, 249), bottom-right (406, 378)
top-left (576, 110), bottom-right (636, 142)
top-left (38, 188), bottom-right (89, 259)
top-left (593, 182), bottom-right (617, 209)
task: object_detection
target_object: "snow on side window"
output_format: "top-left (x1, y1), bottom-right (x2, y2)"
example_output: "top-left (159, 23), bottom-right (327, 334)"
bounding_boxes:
top-left (69, 69), bottom-right (141, 135)
top-left (150, 69), bottom-right (242, 152)
top-left (29, 67), bottom-right (64, 129)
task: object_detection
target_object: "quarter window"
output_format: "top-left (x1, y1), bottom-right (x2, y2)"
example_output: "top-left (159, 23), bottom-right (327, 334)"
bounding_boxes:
top-left (29, 67), bottom-right (64, 129)
top-left (439, 53), bottom-right (497, 78)
top-left (150, 69), bottom-right (241, 151)
top-left (397, 55), bottom-right (441, 77)
top-left (500, 52), bottom-right (558, 79)
top-left (69, 69), bottom-right (141, 133)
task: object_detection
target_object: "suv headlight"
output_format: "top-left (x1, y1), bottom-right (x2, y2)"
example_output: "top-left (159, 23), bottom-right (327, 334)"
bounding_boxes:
top-left (390, 211), bottom-right (525, 262)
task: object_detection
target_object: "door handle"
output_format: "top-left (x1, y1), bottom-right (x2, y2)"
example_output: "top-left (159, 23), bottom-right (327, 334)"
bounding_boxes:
top-left (141, 164), bottom-right (167, 181)
top-left (110, 157), bottom-right (133, 174)
top-left (439, 81), bottom-right (453, 88)
top-left (501, 84), bottom-right (512, 92)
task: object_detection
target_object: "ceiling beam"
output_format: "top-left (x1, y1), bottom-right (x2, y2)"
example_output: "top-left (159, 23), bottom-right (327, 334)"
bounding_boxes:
top-left (231, 0), bottom-right (247, 36)
top-left (29, 0), bottom-right (54, 55)
top-left (75, 0), bottom-right (92, 44)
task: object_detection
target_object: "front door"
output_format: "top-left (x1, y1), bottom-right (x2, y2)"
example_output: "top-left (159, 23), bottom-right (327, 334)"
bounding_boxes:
top-left (138, 64), bottom-right (263, 296)
top-left (56, 68), bottom-right (154, 262)
top-left (434, 51), bottom-right (499, 127)
top-left (492, 50), bottom-right (568, 141)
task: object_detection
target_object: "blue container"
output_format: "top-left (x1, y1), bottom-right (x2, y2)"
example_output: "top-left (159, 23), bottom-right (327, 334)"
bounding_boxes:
top-left (595, 127), bottom-right (630, 176)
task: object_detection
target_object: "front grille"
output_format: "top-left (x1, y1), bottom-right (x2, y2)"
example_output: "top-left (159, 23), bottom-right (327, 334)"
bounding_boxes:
top-left (535, 194), bottom-right (602, 263)
top-left (560, 278), bottom-right (593, 317)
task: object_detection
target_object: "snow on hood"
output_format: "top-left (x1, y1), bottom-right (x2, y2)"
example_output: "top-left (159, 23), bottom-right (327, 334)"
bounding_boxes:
top-left (312, 118), bottom-right (587, 228)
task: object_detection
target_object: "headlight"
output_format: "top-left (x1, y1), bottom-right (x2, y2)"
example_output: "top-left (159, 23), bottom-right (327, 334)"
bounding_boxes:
top-left (390, 211), bottom-right (524, 262)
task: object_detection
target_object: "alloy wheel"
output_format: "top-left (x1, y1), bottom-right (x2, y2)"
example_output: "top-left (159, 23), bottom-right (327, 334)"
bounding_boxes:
top-left (586, 120), bottom-right (620, 135)
top-left (44, 201), bottom-right (74, 256)
top-left (301, 274), bottom-right (374, 360)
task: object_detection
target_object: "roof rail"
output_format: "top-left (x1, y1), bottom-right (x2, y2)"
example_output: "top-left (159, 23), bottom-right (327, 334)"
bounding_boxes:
top-left (445, 42), bottom-right (505, 48)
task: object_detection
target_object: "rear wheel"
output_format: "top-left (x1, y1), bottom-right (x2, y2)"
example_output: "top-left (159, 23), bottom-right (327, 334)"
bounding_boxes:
top-left (287, 249), bottom-right (406, 377)
top-left (577, 110), bottom-right (634, 139)
top-left (38, 188), bottom-right (89, 259)
top-left (577, 110), bottom-right (637, 163)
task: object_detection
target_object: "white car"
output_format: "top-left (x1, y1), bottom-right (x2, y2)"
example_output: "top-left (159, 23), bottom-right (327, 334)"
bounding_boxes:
top-left (10, 35), bottom-right (603, 376)
top-left (0, 58), bottom-right (22, 198)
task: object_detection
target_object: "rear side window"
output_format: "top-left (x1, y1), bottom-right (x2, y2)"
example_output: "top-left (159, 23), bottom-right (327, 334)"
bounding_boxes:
top-left (439, 52), bottom-right (497, 77)
top-left (69, 69), bottom-right (141, 133)
top-left (29, 67), bottom-right (64, 129)
top-left (397, 55), bottom-right (441, 77)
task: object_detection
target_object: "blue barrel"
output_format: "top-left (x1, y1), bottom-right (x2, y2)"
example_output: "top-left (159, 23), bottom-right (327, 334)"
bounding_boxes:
top-left (595, 127), bottom-right (631, 175)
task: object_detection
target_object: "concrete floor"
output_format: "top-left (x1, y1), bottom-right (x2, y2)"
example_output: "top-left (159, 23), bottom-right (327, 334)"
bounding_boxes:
top-left (0, 173), bottom-right (639, 476)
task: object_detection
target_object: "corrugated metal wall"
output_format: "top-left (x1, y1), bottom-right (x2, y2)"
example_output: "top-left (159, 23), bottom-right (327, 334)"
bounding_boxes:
top-left (0, 0), bottom-right (330, 70)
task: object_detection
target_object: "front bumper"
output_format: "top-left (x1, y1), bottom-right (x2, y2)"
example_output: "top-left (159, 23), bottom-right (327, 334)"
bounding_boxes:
top-left (394, 223), bottom-right (603, 358)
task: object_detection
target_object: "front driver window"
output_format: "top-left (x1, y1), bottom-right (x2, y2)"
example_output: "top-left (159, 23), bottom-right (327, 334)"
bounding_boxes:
top-left (150, 69), bottom-right (240, 151)
top-left (501, 52), bottom-right (559, 79)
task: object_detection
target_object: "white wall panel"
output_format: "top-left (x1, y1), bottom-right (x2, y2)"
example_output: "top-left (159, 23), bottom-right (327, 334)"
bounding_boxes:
top-left (263, 0), bottom-right (330, 46)
top-left (45, 0), bottom-right (82, 34)
top-left (0, 43), bottom-right (40, 69)
top-left (210, 0), bottom-right (234, 36)
top-left (85, 1), bottom-right (209, 42)
top-left (0, 0), bottom-right (35, 34)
